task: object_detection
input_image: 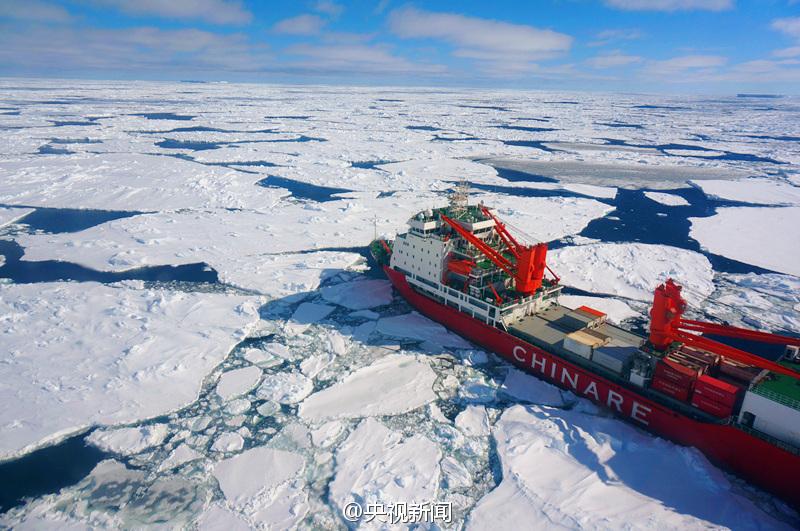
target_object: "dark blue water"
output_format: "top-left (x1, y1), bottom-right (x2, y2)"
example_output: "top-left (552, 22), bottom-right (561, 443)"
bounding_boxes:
top-left (543, 101), bottom-right (580, 105)
top-left (257, 176), bottom-right (352, 202)
top-left (1, 110), bottom-right (21, 115)
top-left (596, 122), bottom-right (644, 129)
top-left (50, 138), bottom-right (102, 144)
top-left (745, 135), bottom-right (800, 142)
top-left (14, 207), bottom-right (141, 233)
top-left (263, 115), bottom-right (311, 120)
top-left (433, 134), bottom-right (481, 142)
top-left (469, 182), bottom-right (596, 200)
top-left (156, 139), bottom-right (223, 151)
top-left (496, 125), bottom-right (558, 133)
top-left (37, 144), bottom-right (73, 155)
top-left (457, 104), bottom-right (511, 112)
top-left (0, 434), bottom-right (108, 513)
top-left (351, 160), bottom-right (394, 170)
top-left (634, 104), bottom-right (690, 110)
top-left (501, 140), bottom-right (564, 153)
top-left (406, 125), bottom-right (440, 131)
top-left (515, 117), bottom-right (550, 122)
top-left (133, 113), bottom-right (195, 121)
top-left (494, 167), bottom-right (558, 183)
top-left (50, 120), bottom-right (96, 127)
top-left (599, 138), bottom-right (785, 164)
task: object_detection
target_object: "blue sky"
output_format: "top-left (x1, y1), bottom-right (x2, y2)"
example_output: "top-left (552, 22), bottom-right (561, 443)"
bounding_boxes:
top-left (1, 0), bottom-right (799, 93)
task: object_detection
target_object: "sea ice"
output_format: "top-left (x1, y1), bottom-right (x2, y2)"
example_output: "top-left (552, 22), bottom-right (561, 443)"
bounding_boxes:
top-left (643, 191), bottom-right (690, 206)
top-left (0, 206), bottom-right (33, 228)
top-left (0, 281), bottom-right (259, 459)
top-left (467, 405), bottom-right (790, 530)
top-left (159, 443), bottom-right (203, 471)
top-left (690, 207), bottom-right (800, 276)
top-left (455, 405), bottom-right (490, 437)
top-left (211, 432), bottom-right (245, 453)
top-left (498, 368), bottom-right (566, 406)
top-left (375, 312), bottom-right (472, 348)
top-left (692, 178), bottom-right (800, 206)
top-left (320, 278), bottom-right (393, 310)
top-left (299, 354), bottom-right (437, 421)
top-left (215, 366), bottom-right (262, 400)
top-left (284, 302), bottom-right (335, 336)
top-left (550, 242), bottom-right (715, 304)
top-left (256, 371), bottom-right (314, 404)
top-left (86, 424), bottom-right (168, 455)
top-left (329, 418), bottom-right (441, 518)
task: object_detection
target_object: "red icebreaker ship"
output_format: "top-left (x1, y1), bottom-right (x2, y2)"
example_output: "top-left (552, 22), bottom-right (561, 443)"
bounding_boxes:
top-left (370, 182), bottom-right (800, 508)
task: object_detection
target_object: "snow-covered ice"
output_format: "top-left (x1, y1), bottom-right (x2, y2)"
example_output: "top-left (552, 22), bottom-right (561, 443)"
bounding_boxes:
top-left (550, 242), bottom-right (715, 303)
top-left (284, 302), bottom-right (335, 335)
top-left (692, 178), bottom-right (800, 206)
top-left (215, 366), bottom-right (262, 401)
top-left (375, 312), bottom-right (472, 347)
top-left (644, 191), bottom-right (690, 206)
top-left (86, 424), bottom-right (168, 455)
top-left (690, 207), bottom-right (800, 276)
top-left (256, 371), bottom-right (314, 404)
top-left (0, 282), bottom-right (259, 460)
top-left (300, 354), bottom-right (437, 421)
top-left (321, 278), bottom-right (393, 310)
top-left (498, 368), bottom-right (567, 406)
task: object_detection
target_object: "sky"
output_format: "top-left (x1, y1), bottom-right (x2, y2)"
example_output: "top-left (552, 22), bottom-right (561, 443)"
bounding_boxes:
top-left (0, 0), bottom-right (799, 94)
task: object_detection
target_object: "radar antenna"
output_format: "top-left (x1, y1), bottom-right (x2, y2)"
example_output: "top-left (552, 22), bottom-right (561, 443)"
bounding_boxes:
top-left (449, 179), bottom-right (470, 215)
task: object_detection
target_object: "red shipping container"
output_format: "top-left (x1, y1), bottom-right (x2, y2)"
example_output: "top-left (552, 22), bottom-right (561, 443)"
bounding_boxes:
top-left (694, 375), bottom-right (740, 407)
top-left (655, 359), bottom-right (697, 386)
top-left (691, 393), bottom-right (734, 418)
top-left (652, 376), bottom-right (691, 402)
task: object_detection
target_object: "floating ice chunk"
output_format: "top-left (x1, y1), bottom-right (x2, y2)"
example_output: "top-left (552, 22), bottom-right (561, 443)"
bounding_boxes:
top-left (212, 432), bottom-right (245, 453)
top-left (159, 443), bottom-right (202, 471)
top-left (0, 206), bottom-right (33, 228)
top-left (692, 178), bottom-right (800, 206)
top-left (498, 368), bottom-right (565, 406)
top-left (0, 282), bottom-right (259, 460)
top-left (213, 446), bottom-right (306, 525)
top-left (643, 191), bottom-right (690, 206)
top-left (311, 420), bottom-right (345, 448)
top-left (215, 366), bottom-right (262, 400)
top-left (559, 295), bottom-right (639, 323)
top-left (300, 354), bottom-right (437, 421)
top-left (467, 405), bottom-right (788, 530)
top-left (284, 302), bottom-right (335, 336)
top-left (321, 278), bottom-right (393, 309)
top-left (690, 207), bottom-right (800, 277)
top-left (455, 405), bottom-right (490, 437)
top-left (350, 309), bottom-right (380, 320)
top-left (330, 418), bottom-right (441, 516)
top-left (456, 349), bottom-right (490, 366)
top-left (300, 352), bottom-right (335, 378)
top-left (375, 312), bottom-right (472, 347)
top-left (87, 424), bottom-right (169, 455)
top-left (256, 371), bottom-right (314, 404)
top-left (562, 183), bottom-right (618, 199)
top-left (225, 398), bottom-right (251, 416)
top-left (256, 402), bottom-right (280, 417)
top-left (243, 348), bottom-right (283, 368)
top-left (325, 329), bottom-right (349, 356)
top-left (550, 243), bottom-right (714, 304)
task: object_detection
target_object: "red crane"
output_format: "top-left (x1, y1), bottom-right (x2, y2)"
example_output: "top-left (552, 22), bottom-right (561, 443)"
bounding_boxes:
top-left (440, 212), bottom-right (550, 296)
top-left (649, 279), bottom-right (800, 378)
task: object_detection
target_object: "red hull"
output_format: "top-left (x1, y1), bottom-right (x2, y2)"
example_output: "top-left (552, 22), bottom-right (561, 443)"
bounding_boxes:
top-left (385, 266), bottom-right (800, 508)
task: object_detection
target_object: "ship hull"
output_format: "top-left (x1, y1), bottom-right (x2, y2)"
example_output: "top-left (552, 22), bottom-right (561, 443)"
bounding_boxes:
top-left (384, 265), bottom-right (800, 508)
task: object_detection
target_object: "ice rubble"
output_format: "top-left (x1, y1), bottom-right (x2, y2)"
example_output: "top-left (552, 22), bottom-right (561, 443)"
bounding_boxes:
top-left (86, 424), bottom-right (169, 455)
top-left (0, 281), bottom-right (259, 459)
top-left (643, 191), bottom-right (690, 206)
top-left (255, 371), bottom-right (314, 404)
top-left (707, 273), bottom-right (800, 332)
top-left (692, 178), bottom-right (800, 206)
top-left (467, 405), bottom-right (791, 530)
top-left (550, 242), bottom-right (715, 304)
top-left (330, 418), bottom-right (441, 517)
top-left (215, 366), bottom-right (262, 400)
top-left (690, 207), bottom-right (800, 277)
top-left (300, 354), bottom-right (438, 421)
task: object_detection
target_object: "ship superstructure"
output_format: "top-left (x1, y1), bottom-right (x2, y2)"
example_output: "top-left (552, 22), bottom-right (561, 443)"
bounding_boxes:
top-left (370, 182), bottom-right (800, 507)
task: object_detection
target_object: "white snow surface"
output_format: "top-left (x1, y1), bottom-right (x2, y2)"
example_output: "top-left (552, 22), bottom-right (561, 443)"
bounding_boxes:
top-left (330, 418), bottom-right (441, 519)
top-left (551, 243), bottom-right (715, 304)
top-left (690, 207), bottom-right (800, 276)
top-left (498, 368), bottom-right (566, 406)
top-left (300, 354), bottom-right (437, 421)
top-left (215, 366), bottom-right (262, 401)
top-left (256, 371), bottom-right (314, 404)
top-left (467, 405), bottom-right (791, 530)
top-left (692, 178), bottom-right (800, 206)
top-left (559, 294), bottom-right (640, 323)
top-left (644, 191), bottom-right (690, 206)
top-left (0, 281), bottom-right (259, 460)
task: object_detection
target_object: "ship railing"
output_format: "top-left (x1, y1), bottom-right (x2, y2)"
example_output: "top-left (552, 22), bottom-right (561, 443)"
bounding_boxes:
top-left (751, 385), bottom-right (800, 411)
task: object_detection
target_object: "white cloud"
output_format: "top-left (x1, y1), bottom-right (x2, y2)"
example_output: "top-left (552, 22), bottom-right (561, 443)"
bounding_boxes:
top-left (605, 0), bottom-right (733, 11)
top-left (0, 25), bottom-right (269, 74)
top-left (645, 54), bottom-right (727, 77)
top-left (282, 43), bottom-right (445, 75)
top-left (92, 0), bottom-right (252, 25)
top-left (0, 0), bottom-right (72, 22)
top-left (773, 46), bottom-right (800, 58)
top-left (589, 28), bottom-right (643, 47)
top-left (272, 14), bottom-right (327, 36)
top-left (772, 17), bottom-right (800, 39)
top-left (587, 53), bottom-right (643, 68)
top-left (313, 0), bottom-right (343, 17)
top-left (388, 6), bottom-right (572, 63)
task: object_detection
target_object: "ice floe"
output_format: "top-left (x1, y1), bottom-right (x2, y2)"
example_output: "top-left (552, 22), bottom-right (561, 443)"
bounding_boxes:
top-left (215, 366), bottom-right (262, 401)
top-left (300, 354), bottom-right (437, 421)
top-left (643, 191), bottom-right (690, 206)
top-left (375, 312), bottom-right (472, 348)
top-left (86, 424), bottom-right (168, 455)
top-left (0, 281), bottom-right (259, 460)
top-left (692, 178), bottom-right (800, 206)
top-left (256, 371), bottom-right (314, 404)
top-left (320, 278), bottom-right (393, 309)
top-left (690, 207), bottom-right (800, 276)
